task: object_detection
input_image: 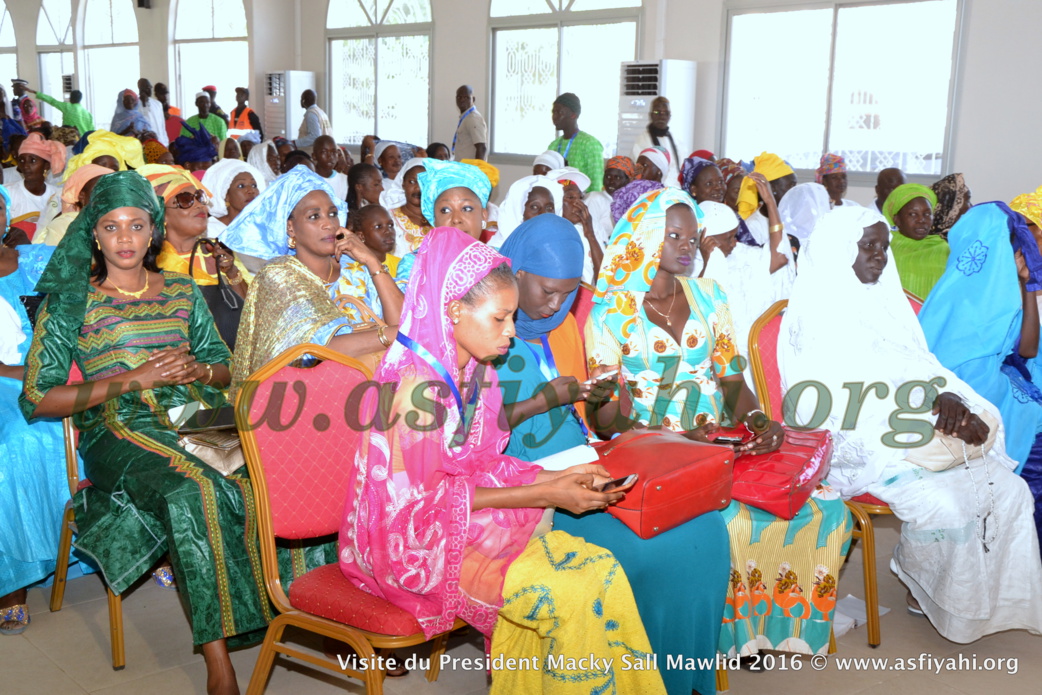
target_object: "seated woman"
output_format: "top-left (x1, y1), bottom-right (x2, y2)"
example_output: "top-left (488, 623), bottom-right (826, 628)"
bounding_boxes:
top-left (610, 178), bottom-right (663, 226)
top-left (488, 173), bottom-right (563, 248)
top-left (338, 226), bottom-right (666, 694)
top-left (930, 172), bottom-right (971, 239)
top-left (18, 171), bottom-right (294, 694)
top-left (110, 90), bottom-right (151, 137)
top-left (217, 137), bottom-right (242, 161)
top-left (63, 130), bottom-right (145, 181)
top-left (346, 162), bottom-right (384, 221)
top-left (352, 204), bottom-right (399, 278)
top-left (815, 153), bottom-right (859, 208)
top-left (495, 214), bottom-right (729, 695)
top-left (245, 138), bottom-right (279, 183)
top-left (459, 158), bottom-right (501, 239)
top-left (883, 183), bottom-right (946, 299)
top-left (735, 153), bottom-right (796, 300)
top-left (385, 158), bottom-right (431, 256)
top-left (531, 149), bottom-right (564, 176)
top-left (586, 187), bottom-right (851, 658)
top-left (394, 158), bottom-right (494, 290)
top-left (636, 146), bottom-right (673, 187)
top-left (0, 194), bottom-right (67, 636)
top-left (224, 166), bottom-right (403, 393)
top-left (8, 133), bottom-right (64, 238)
top-left (918, 203), bottom-right (1042, 544)
top-left (780, 204), bottom-right (1042, 642)
top-left (716, 158), bottom-right (747, 213)
top-left (201, 158), bottom-right (266, 238)
top-left (586, 155), bottom-right (633, 247)
top-left (685, 156), bottom-right (764, 253)
top-left (143, 138), bottom-right (175, 166)
top-left (32, 164), bottom-right (110, 246)
top-left (546, 167), bottom-right (603, 278)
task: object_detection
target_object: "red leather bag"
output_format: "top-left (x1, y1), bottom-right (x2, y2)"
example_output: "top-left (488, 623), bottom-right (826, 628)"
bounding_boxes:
top-left (592, 430), bottom-right (734, 539)
top-left (718, 426), bottom-right (833, 520)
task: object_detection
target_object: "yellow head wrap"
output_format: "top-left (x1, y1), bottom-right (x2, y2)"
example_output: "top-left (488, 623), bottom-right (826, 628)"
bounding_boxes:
top-left (1010, 186), bottom-right (1042, 228)
top-left (63, 130), bottom-right (146, 182)
top-left (136, 163), bottom-right (211, 204)
top-left (460, 158), bottom-right (500, 189)
top-left (736, 152), bottom-right (795, 220)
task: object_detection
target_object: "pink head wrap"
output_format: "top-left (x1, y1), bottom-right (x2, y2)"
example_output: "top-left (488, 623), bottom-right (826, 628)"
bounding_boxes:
top-left (19, 132), bottom-right (67, 174)
top-left (815, 153), bottom-right (847, 183)
top-left (638, 146), bottom-right (670, 181)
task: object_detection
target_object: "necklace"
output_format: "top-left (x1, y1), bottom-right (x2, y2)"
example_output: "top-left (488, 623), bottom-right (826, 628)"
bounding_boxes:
top-left (321, 258), bottom-right (339, 285)
top-left (108, 273), bottom-right (150, 299)
top-left (644, 278), bottom-right (679, 327)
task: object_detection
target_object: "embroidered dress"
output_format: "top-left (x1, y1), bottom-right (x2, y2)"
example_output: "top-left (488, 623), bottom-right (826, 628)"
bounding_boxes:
top-left (390, 205), bottom-right (431, 256)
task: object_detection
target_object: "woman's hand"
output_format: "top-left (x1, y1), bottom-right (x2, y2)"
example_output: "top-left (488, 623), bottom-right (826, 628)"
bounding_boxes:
top-left (933, 392), bottom-right (990, 445)
top-left (540, 375), bottom-right (591, 409)
top-left (735, 419), bottom-right (785, 455)
top-left (207, 241), bottom-right (237, 276)
top-left (585, 366), bottom-right (620, 408)
top-left (539, 472), bottom-right (628, 514)
top-left (565, 197), bottom-right (592, 229)
top-left (700, 233), bottom-right (723, 263)
top-left (125, 346), bottom-right (206, 390)
top-left (682, 422), bottom-right (720, 443)
top-left (1016, 249), bottom-right (1032, 285)
top-left (334, 230), bottom-right (379, 267)
top-left (558, 463), bottom-right (613, 489)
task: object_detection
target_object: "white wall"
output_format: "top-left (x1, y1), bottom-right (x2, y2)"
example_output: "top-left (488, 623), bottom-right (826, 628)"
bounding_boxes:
top-left (5, 0), bottom-right (1042, 206)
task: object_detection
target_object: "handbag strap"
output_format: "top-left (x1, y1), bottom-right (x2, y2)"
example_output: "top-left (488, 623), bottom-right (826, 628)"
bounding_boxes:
top-left (190, 240), bottom-right (241, 309)
top-left (335, 293), bottom-right (386, 328)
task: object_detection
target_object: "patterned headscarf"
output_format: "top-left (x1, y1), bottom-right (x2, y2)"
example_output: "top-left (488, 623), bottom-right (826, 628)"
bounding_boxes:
top-left (63, 130), bottom-right (145, 182)
top-left (499, 213), bottom-right (585, 339)
top-left (1010, 186), bottom-right (1042, 228)
top-left (690, 149), bottom-right (715, 161)
top-left (220, 165), bottom-right (346, 260)
top-left (680, 156), bottom-right (715, 192)
top-left (50, 126), bottom-right (80, 147)
top-left (18, 132), bottom-right (67, 174)
top-left (715, 158), bottom-right (747, 186)
top-left (172, 121), bottom-right (218, 165)
top-left (930, 173), bottom-right (970, 237)
top-left (595, 188), bottom-right (703, 342)
top-left (605, 155), bottom-right (636, 179)
top-left (637, 146), bottom-right (670, 181)
top-left (142, 138), bottom-right (170, 164)
top-left (736, 152), bottom-right (795, 220)
top-left (137, 164), bottom-right (211, 206)
top-left (60, 164), bottom-right (112, 213)
top-left (882, 183), bottom-right (937, 228)
top-left (417, 157), bottom-right (492, 226)
top-left (815, 153), bottom-right (847, 184)
top-left (610, 179), bottom-right (664, 225)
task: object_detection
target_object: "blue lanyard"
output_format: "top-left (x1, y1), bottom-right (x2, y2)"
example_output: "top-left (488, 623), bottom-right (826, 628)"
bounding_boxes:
top-left (396, 332), bottom-right (477, 425)
top-left (521, 335), bottom-right (590, 439)
top-left (451, 106), bottom-right (476, 154)
top-left (555, 133), bottom-right (578, 160)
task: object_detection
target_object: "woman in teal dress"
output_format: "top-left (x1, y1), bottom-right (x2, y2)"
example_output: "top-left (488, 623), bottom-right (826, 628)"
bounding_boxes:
top-left (18, 171), bottom-right (307, 695)
top-left (585, 187), bottom-right (851, 657)
top-left (0, 180), bottom-right (67, 635)
top-left (494, 211), bottom-right (730, 695)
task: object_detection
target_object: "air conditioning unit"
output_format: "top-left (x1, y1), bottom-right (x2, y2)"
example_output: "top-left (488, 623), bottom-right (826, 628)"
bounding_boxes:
top-left (264, 70), bottom-right (316, 141)
top-left (617, 60), bottom-right (697, 163)
top-left (61, 74), bottom-right (75, 95)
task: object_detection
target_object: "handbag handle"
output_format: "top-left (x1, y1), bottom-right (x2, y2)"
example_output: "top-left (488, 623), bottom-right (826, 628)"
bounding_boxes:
top-left (190, 240), bottom-right (241, 310)
top-left (335, 293), bottom-right (386, 329)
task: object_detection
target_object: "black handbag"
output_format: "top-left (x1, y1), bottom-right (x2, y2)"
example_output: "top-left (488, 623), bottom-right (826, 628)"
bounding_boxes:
top-left (19, 294), bottom-right (45, 329)
top-left (189, 241), bottom-right (243, 351)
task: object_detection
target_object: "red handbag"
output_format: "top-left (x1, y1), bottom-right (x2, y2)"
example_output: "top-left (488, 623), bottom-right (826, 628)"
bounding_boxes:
top-left (592, 430), bottom-right (734, 539)
top-left (715, 426), bottom-right (833, 520)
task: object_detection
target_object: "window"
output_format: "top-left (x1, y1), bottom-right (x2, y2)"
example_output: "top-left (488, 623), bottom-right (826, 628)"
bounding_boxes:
top-left (0, 0), bottom-right (16, 89)
top-left (723, 0), bottom-right (959, 175)
top-left (173, 0), bottom-right (249, 121)
top-left (37, 0), bottom-right (75, 125)
top-left (82, 0), bottom-right (140, 131)
top-left (490, 0), bottom-right (639, 157)
top-left (327, 0), bottom-right (432, 146)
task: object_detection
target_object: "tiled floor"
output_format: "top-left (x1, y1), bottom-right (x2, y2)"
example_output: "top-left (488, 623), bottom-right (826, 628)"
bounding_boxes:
top-left (3, 514), bottom-right (1036, 694)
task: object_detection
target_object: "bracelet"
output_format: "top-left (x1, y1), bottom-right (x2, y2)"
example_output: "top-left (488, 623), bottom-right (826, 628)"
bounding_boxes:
top-left (769, 223), bottom-right (784, 234)
top-left (369, 264), bottom-right (389, 280)
top-left (203, 363), bottom-right (214, 384)
top-left (741, 408), bottom-right (766, 425)
top-left (226, 272), bottom-right (244, 285)
top-left (377, 324), bottom-right (392, 348)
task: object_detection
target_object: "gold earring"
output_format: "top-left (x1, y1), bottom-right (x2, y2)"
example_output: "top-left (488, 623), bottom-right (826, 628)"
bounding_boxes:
top-left (288, 236), bottom-right (296, 249)
top-left (452, 317), bottom-right (460, 325)
top-left (94, 236), bottom-right (101, 249)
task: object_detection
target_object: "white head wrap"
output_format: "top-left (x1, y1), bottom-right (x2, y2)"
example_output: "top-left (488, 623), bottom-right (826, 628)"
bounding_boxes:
top-left (246, 139), bottom-right (278, 183)
top-left (195, 91), bottom-right (209, 101)
top-left (379, 156), bottom-right (426, 210)
top-left (202, 159), bottom-right (268, 217)
top-left (638, 147), bottom-right (671, 182)
top-left (698, 200), bottom-right (741, 237)
top-left (374, 141), bottom-right (399, 163)
top-left (489, 175), bottom-right (564, 246)
top-left (778, 182), bottom-right (831, 241)
top-left (533, 150), bottom-right (565, 171)
top-left (545, 166), bottom-right (591, 194)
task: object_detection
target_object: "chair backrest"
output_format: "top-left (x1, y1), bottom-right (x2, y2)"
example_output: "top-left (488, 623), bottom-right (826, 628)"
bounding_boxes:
top-left (904, 289), bottom-right (923, 315)
top-left (747, 300), bottom-right (788, 421)
top-left (237, 344), bottom-right (374, 540)
top-left (570, 282), bottom-right (596, 345)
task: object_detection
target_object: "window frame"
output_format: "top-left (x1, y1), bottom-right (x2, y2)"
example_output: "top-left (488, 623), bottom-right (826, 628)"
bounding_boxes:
top-left (37, 0), bottom-right (76, 119)
top-left (171, 0), bottom-right (251, 118)
top-left (325, 1), bottom-right (434, 146)
top-left (488, 5), bottom-right (641, 164)
top-left (719, 0), bottom-right (965, 185)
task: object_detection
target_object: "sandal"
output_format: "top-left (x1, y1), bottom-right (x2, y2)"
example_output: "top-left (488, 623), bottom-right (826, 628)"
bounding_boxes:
top-left (152, 566), bottom-right (177, 591)
top-left (0, 604), bottom-right (30, 636)
top-left (906, 591), bottom-right (925, 616)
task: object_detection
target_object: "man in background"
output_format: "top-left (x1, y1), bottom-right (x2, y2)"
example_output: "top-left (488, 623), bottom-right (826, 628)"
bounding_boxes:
top-left (296, 89), bottom-right (333, 153)
top-left (137, 78), bottom-right (168, 145)
top-left (25, 87), bottom-right (94, 136)
top-left (229, 87), bottom-right (263, 140)
top-left (451, 85), bottom-right (487, 161)
top-left (547, 92), bottom-right (603, 192)
top-left (202, 85), bottom-right (229, 124)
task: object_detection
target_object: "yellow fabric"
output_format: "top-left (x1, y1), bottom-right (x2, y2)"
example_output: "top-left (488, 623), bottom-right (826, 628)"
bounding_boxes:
top-left (489, 530), bottom-right (666, 694)
top-left (156, 240), bottom-right (252, 287)
top-left (461, 158), bottom-right (500, 188)
top-left (736, 152), bottom-right (795, 220)
top-left (385, 254), bottom-right (400, 278)
top-left (1010, 186), bottom-right (1042, 228)
top-left (137, 163), bottom-right (212, 204)
top-left (62, 130), bottom-right (145, 182)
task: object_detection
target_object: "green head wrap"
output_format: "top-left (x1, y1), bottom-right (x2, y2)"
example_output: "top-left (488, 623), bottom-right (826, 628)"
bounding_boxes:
top-left (882, 183), bottom-right (937, 228)
top-left (35, 170), bottom-right (165, 326)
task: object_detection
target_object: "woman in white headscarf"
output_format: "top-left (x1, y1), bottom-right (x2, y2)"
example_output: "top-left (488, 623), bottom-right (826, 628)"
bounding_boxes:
top-left (202, 158), bottom-right (267, 238)
top-left (636, 146), bottom-right (677, 188)
top-left (779, 204), bottom-right (1042, 643)
top-left (487, 174), bottom-right (564, 248)
top-left (531, 150), bottom-right (565, 176)
top-left (246, 138), bottom-right (279, 183)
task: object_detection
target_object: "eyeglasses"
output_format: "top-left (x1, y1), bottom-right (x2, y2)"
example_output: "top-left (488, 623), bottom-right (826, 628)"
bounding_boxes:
top-left (652, 110), bottom-right (670, 116)
top-left (167, 189), bottom-right (209, 210)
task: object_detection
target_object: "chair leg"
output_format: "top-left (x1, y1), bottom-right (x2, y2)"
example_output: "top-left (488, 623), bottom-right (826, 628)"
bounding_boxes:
top-left (107, 587), bottom-right (125, 670)
top-left (847, 502), bottom-right (881, 647)
top-left (246, 617), bottom-right (287, 695)
top-left (49, 505), bottom-right (75, 612)
top-left (425, 632), bottom-right (450, 682)
top-left (716, 666), bottom-right (729, 692)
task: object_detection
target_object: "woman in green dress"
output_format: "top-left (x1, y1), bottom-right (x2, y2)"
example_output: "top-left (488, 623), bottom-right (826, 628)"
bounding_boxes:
top-left (19, 171), bottom-right (268, 695)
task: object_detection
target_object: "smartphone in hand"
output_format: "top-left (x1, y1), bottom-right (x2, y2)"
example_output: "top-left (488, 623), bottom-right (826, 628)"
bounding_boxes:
top-left (596, 474), bottom-right (638, 492)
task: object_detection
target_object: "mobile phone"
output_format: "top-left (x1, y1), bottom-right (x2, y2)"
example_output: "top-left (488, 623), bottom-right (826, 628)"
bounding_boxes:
top-left (714, 436), bottom-right (745, 445)
top-left (596, 474), bottom-right (637, 493)
top-left (583, 368), bottom-right (620, 386)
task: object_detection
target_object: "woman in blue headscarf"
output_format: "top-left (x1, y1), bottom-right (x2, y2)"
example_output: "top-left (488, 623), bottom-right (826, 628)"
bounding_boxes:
top-left (109, 89), bottom-right (151, 136)
top-left (493, 212), bottom-right (731, 695)
top-left (919, 202), bottom-right (1042, 537)
top-left (224, 166), bottom-right (403, 396)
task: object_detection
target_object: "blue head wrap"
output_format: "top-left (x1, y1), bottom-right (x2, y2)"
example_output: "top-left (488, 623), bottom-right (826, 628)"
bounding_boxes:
top-left (499, 214), bottom-right (585, 339)
top-left (680, 156), bottom-right (715, 192)
top-left (172, 121), bottom-right (218, 164)
top-left (418, 158), bottom-right (492, 226)
top-left (219, 165), bottom-right (348, 260)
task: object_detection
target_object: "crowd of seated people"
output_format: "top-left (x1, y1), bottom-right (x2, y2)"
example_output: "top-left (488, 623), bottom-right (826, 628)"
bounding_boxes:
top-left (5, 72), bottom-right (1042, 695)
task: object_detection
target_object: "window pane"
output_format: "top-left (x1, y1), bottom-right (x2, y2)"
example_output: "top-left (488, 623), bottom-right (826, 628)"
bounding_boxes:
top-left (383, 0), bottom-right (431, 25)
top-left (329, 37), bottom-right (376, 142)
top-left (0, 3), bottom-right (16, 48)
top-left (567, 0), bottom-right (640, 10)
top-left (37, 51), bottom-right (74, 123)
top-left (176, 41), bottom-right (249, 119)
top-left (327, 0), bottom-right (374, 28)
top-left (492, 27), bottom-right (558, 155)
top-left (37, 0), bottom-right (73, 46)
top-left (83, 45), bottom-right (140, 129)
top-left (0, 54), bottom-right (17, 85)
top-left (212, 0), bottom-right (247, 38)
top-left (490, 0), bottom-right (553, 18)
top-left (83, 0), bottom-right (114, 44)
top-left (110, 0), bottom-right (139, 43)
top-left (724, 9), bottom-right (832, 169)
top-left (175, 0), bottom-right (212, 40)
top-left (828, 0), bottom-right (956, 175)
top-left (376, 34), bottom-right (429, 145)
top-left (560, 21), bottom-right (635, 157)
